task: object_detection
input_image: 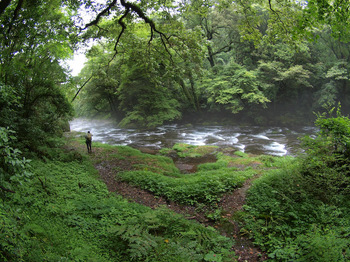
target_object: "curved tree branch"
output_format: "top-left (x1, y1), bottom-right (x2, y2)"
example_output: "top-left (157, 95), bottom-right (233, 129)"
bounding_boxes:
top-left (0, 185), bottom-right (15, 193)
top-left (268, 0), bottom-right (289, 36)
top-left (119, 0), bottom-right (172, 53)
top-left (114, 7), bottom-right (130, 51)
top-left (84, 0), bottom-right (118, 29)
top-left (71, 74), bottom-right (94, 102)
top-left (83, 0), bottom-right (173, 62)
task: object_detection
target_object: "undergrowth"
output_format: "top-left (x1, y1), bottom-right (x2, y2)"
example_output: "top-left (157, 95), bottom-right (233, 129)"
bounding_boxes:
top-left (0, 142), bottom-right (236, 261)
top-left (116, 150), bottom-right (279, 205)
top-left (117, 147), bottom-right (270, 205)
top-left (243, 161), bottom-right (350, 261)
top-left (94, 143), bottom-right (180, 176)
top-left (118, 168), bottom-right (256, 205)
top-left (242, 109), bottom-right (350, 261)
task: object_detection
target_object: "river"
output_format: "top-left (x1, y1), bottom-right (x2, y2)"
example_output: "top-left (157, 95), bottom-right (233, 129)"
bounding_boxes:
top-left (69, 118), bottom-right (318, 156)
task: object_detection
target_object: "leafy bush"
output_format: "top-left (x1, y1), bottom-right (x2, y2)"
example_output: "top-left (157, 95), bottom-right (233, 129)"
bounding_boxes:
top-left (272, 226), bottom-right (350, 262)
top-left (0, 127), bottom-right (31, 196)
top-left (301, 108), bottom-right (350, 202)
top-left (106, 207), bottom-right (235, 261)
top-left (234, 151), bottom-right (248, 157)
top-left (242, 111), bottom-right (350, 261)
top-left (243, 162), bottom-right (350, 261)
top-left (258, 154), bottom-right (295, 168)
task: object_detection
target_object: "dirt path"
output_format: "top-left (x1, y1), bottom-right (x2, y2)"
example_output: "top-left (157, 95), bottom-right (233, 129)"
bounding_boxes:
top-left (219, 179), bottom-right (267, 261)
top-left (86, 146), bottom-right (267, 261)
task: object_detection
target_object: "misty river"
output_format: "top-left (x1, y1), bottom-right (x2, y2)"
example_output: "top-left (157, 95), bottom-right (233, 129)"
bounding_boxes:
top-left (69, 118), bottom-right (318, 156)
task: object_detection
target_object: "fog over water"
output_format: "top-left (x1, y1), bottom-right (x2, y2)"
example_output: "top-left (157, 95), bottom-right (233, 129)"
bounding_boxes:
top-left (70, 118), bottom-right (318, 156)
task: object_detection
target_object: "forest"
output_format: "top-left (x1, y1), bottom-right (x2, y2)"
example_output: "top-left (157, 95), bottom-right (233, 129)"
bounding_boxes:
top-left (1, 0), bottom-right (350, 261)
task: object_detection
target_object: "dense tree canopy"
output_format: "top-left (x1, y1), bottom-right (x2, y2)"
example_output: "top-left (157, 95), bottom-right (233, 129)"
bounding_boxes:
top-left (1, 0), bottom-right (350, 131)
top-left (65, 0), bottom-right (350, 127)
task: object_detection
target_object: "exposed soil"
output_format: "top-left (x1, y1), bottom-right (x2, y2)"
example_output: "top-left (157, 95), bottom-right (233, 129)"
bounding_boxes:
top-left (84, 145), bottom-right (267, 261)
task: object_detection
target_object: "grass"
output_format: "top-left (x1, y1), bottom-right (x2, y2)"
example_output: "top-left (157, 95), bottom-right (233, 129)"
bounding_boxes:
top-left (1, 139), bottom-right (237, 262)
top-left (161, 143), bottom-right (219, 158)
top-left (93, 143), bottom-right (181, 176)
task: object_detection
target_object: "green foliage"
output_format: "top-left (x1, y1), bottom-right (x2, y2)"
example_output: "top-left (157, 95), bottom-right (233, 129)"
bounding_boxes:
top-left (234, 151), bottom-right (248, 157)
top-left (75, 13), bottom-right (204, 127)
top-left (0, 158), bottom-right (112, 261)
top-left (118, 85), bottom-right (182, 128)
top-left (107, 206), bottom-right (235, 261)
top-left (0, 144), bottom-right (236, 261)
top-left (197, 159), bottom-right (229, 171)
top-left (0, 128), bottom-right (31, 197)
top-left (197, 151), bottom-right (286, 172)
top-left (301, 107), bottom-right (350, 201)
top-left (117, 151), bottom-right (256, 205)
top-left (0, 0), bottom-right (74, 154)
top-left (93, 144), bottom-right (180, 176)
top-left (243, 162), bottom-right (350, 261)
top-left (258, 154), bottom-right (296, 168)
top-left (236, 1), bottom-right (350, 44)
top-left (273, 226), bottom-right (350, 262)
top-left (313, 81), bottom-right (339, 110)
top-left (2, 0), bottom-right (350, 137)
top-left (69, 0), bottom-right (350, 128)
top-left (201, 60), bottom-right (269, 113)
top-left (172, 143), bottom-right (219, 157)
top-left (242, 113), bottom-right (350, 261)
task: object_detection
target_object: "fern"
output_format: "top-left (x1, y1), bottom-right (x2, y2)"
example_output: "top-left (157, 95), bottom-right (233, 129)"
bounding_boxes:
top-left (115, 224), bottom-right (158, 260)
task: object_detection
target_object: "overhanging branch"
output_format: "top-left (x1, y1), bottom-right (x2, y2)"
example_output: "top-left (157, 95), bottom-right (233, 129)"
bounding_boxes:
top-left (83, 0), bottom-right (173, 62)
top-left (71, 74), bottom-right (93, 102)
top-left (119, 0), bottom-right (172, 57)
top-left (0, 185), bottom-right (15, 193)
top-left (114, 7), bottom-right (130, 51)
top-left (268, 0), bottom-right (289, 36)
top-left (84, 0), bottom-right (118, 29)
top-left (5, 0), bottom-right (24, 35)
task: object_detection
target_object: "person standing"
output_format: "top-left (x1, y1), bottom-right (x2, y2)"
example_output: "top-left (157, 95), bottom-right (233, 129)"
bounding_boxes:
top-left (85, 131), bottom-right (93, 153)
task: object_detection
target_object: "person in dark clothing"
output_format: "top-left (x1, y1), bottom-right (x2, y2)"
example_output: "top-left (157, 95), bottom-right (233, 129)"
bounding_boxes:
top-left (85, 131), bottom-right (93, 153)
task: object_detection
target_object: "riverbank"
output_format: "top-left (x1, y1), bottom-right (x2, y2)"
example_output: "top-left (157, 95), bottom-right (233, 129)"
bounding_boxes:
top-left (0, 131), bottom-right (293, 261)
top-left (67, 132), bottom-right (294, 261)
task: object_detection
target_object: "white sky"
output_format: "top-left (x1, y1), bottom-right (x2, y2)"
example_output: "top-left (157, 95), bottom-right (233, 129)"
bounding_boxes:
top-left (67, 52), bottom-right (87, 76)
top-left (66, 0), bottom-right (106, 76)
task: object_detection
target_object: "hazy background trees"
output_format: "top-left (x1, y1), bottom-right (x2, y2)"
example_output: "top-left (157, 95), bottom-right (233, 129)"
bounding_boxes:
top-left (1, 0), bottom-right (350, 136)
top-left (70, 0), bottom-right (350, 127)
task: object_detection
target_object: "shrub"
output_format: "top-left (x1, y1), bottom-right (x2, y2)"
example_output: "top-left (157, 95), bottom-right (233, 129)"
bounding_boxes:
top-left (300, 107), bottom-right (350, 202)
top-left (242, 110), bottom-right (350, 261)
top-left (0, 127), bottom-right (31, 197)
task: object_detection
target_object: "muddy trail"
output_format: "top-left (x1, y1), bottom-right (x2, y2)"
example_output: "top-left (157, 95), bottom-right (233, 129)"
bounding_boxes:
top-left (79, 144), bottom-right (267, 261)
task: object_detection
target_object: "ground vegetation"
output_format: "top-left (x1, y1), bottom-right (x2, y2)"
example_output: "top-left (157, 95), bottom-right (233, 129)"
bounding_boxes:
top-left (2, 0), bottom-right (350, 261)
top-left (242, 108), bottom-right (350, 261)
